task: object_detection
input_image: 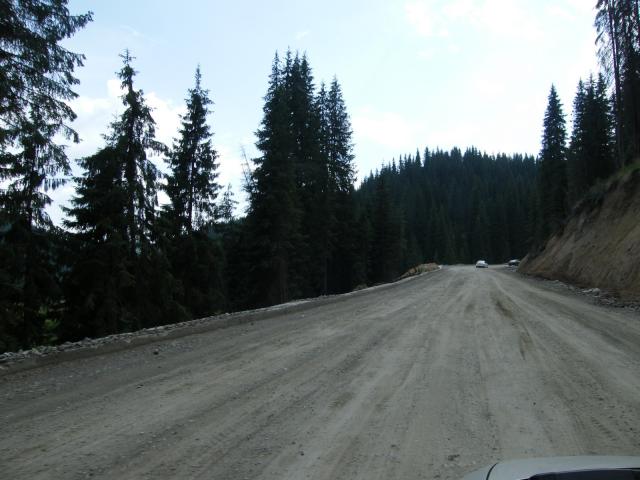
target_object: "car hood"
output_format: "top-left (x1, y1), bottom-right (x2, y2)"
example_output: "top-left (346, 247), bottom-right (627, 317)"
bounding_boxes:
top-left (463, 456), bottom-right (640, 480)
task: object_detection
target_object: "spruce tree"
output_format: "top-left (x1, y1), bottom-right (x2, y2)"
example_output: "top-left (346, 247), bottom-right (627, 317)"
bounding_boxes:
top-left (538, 85), bottom-right (568, 238)
top-left (595, 0), bottom-right (640, 164)
top-left (64, 52), bottom-right (185, 337)
top-left (0, 0), bottom-right (92, 154)
top-left (286, 53), bottom-right (325, 296)
top-left (370, 174), bottom-right (402, 282)
top-left (568, 75), bottom-right (615, 205)
top-left (0, 0), bottom-right (91, 350)
top-left (165, 66), bottom-right (220, 234)
top-left (589, 74), bottom-right (616, 182)
top-left (568, 79), bottom-right (588, 205)
top-left (321, 77), bottom-right (357, 294)
top-left (355, 146), bottom-right (537, 273)
top-left (63, 147), bottom-right (131, 339)
top-left (162, 67), bottom-right (224, 317)
top-left (106, 50), bottom-right (164, 258)
top-left (246, 52), bottom-right (301, 306)
top-left (326, 78), bottom-right (356, 192)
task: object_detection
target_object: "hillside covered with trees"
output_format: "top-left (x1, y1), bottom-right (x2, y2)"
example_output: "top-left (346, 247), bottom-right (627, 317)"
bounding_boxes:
top-left (535, 0), bottom-right (640, 243)
top-left (1, 0), bottom-right (639, 352)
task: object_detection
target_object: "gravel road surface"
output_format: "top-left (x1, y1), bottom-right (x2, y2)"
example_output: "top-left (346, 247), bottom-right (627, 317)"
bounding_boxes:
top-left (2, 266), bottom-right (640, 479)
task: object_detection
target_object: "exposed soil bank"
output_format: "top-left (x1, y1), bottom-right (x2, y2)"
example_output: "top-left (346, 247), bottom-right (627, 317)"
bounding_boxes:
top-left (520, 168), bottom-right (640, 300)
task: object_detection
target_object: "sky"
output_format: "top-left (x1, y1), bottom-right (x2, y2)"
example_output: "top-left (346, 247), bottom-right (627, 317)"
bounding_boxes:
top-left (50, 0), bottom-right (600, 223)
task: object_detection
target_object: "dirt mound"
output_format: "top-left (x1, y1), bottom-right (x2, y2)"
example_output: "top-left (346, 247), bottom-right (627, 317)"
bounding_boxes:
top-left (520, 166), bottom-right (640, 300)
top-left (398, 262), bottom-right (440, 280)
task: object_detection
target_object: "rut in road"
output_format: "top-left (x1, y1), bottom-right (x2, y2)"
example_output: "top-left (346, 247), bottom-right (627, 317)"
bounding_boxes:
top-left (1, 266), bottom-right (639, 480)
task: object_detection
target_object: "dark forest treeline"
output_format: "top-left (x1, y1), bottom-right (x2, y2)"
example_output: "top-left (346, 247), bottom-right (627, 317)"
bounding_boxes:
top-left (0, 0), bottom-right (536, 352)
top-left (234, 51), bottom-right (358, 308)
top-left (537, 1), bottom-right (640, 240)
top-left (355, 149), bottom-right (537, 281)
top-left (595, 0), bottom-right (640, 166)
top-left (2, 1), bottom-right (639, 352)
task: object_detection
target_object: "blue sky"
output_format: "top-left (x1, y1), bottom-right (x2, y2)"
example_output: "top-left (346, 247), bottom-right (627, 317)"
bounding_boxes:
top-left (51, 0), bottom-right (599, 222)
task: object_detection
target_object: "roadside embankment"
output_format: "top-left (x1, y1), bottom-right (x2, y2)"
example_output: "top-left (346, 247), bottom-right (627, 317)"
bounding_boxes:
top-left (398, 262), bottom-right (440, 280)
top-left (0, 265), bottom-right (442, 374)
top-left (520, 166), bottom-right (640, 300)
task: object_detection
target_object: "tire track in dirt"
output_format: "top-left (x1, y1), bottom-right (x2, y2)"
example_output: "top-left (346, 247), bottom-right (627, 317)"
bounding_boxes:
top-left (1, 266), bottom-right (640, 480)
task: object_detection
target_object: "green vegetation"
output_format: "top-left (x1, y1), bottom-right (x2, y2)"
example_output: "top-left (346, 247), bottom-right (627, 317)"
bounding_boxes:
top-left (1, 1), bottom-right (639, 352)
top-left (0, 0), bottom-right (92, 352)
top-left (356, 148), bottom-right (537, 279)
top-left (535, 0), bottom-right (639, 241)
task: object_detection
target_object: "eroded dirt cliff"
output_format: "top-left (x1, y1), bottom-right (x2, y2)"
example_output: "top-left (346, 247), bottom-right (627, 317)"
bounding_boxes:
top-left (520, 167), bottom-right (640, 300)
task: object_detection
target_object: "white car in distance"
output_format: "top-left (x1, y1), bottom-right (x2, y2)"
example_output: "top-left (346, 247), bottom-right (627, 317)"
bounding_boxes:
top-left (475, 260), bottom-right (489, 268)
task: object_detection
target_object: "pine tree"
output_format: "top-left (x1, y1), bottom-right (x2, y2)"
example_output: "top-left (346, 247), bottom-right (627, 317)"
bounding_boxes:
top-left (287, 53), bottom-right (325, 296)
top-left (162, 67), bottom-right (224, 317)
top-left (568, 79), bottom-right (588, 204)
top-left (568, 75), bottom-right (615, 205)
top-left (64, 52), bottom-right (185, 338)
top-left (63, 147), bottom-right (131, 339)
top-left (165, 66), bottom-right (220, 234)
top-left (355, 146), bottom-right (537, 273)
top-left (0, 0), bottom-right (91, 350)
top-left (595, 0), bottom-right (640, 164)
top-left (322, 77), bottom-right (357, 294)
top-left (370, 174), bottom-right (402, 282)
top-left (0, 0), bottom-right (92, 154)
top-left (106, 50), bottom-right (164, 258)
top-left (538, 85), bottom-right (568, 238)
top-left (589, 74), bottom-right (616, 182)
top-left (246, 52), bottom-right (301, 306)
top-left (326, 78), bottom-right (356, 193)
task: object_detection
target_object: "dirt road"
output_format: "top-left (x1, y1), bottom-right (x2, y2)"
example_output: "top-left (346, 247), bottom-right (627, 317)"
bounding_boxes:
top-left (2, 266), bottom-right (640, 479)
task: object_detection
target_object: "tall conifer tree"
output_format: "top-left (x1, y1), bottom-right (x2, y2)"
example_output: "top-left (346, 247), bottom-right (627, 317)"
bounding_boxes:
top-left (538, 85), bottom-right (568, 238)
top-left (247, 52), bottom-right (301, 306)
top-left (568, 75), bottom-right (615, 205)
top-left (63, 147), bottom-right (131, 339)
top-left (106, 50), bottom-right (164, 258)
top-left (163, 67), bottom-right (224, 317)
top-left (568, 79), bottom-right (588, 204)
top-left (595, 0), bottom-right (640, 164)
top-left (323, 77), bottom-right (357, 293)
top-left (0, 0), bottom-right (91, 350)
top-left (64, 52), bottom-right (184, 337)
top-left (165, 66), bottom-right (220, 234)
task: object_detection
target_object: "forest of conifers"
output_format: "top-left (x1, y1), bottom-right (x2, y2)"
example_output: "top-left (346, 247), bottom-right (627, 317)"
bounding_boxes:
top-left (1, 0), bottom-right (639, 352)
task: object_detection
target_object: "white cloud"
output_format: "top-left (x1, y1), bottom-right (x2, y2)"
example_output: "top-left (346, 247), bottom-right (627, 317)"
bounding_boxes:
top-left (352, 107), bottom-right (428, 151)
top-left (106, 78), bottom-right (123, 99)
top-left (404, 1), bottom-right (449, 38)
top-left (66, 80), bottom-right (120, 161)
top-left (145, 91), bottom-right (185, 148)
top-left (405, 0), bottom-right (543, 42)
